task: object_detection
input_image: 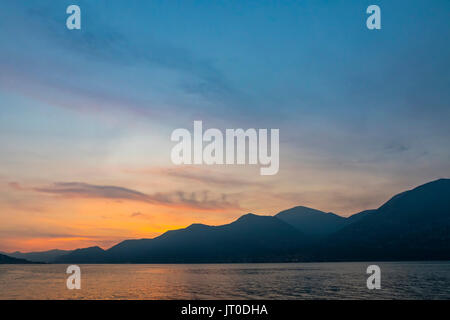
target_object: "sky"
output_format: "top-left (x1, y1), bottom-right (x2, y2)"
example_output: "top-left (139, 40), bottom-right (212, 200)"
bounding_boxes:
top-left (0, 0), bottom-right (449, 252)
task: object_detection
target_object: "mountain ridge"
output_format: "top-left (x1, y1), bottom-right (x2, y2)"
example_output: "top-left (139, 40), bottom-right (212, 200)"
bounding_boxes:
top-left (4, 178), bottom-right (449, 263)
top-left (275, 206), bottom-right (347, 237)
top-left (3, 249), bottom-right (73, 263)
top-left (0, 253), bottom-right (35, 264)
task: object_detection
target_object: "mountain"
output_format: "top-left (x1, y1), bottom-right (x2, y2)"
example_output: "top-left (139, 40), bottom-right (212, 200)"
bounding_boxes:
top-left (345, 209), bottom-right (377, 224)
top-left (323, 179), bottom-right (450, 260)
top-left (57, 214), bottom-right (309, 263)
top-left (55, 246), bottom-right (108, 263)
top-left (0, 253), bottom-right (34, 264)
top-left (5, 249), bottom-right (73, 263)
top-left (276, 206), bottom-right (346, 237)
top-left (31, 179), bottom-right (450, 263)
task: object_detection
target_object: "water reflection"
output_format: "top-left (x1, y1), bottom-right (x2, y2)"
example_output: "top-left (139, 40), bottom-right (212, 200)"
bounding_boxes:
top-left (0, 262), bottom-right (449, 299)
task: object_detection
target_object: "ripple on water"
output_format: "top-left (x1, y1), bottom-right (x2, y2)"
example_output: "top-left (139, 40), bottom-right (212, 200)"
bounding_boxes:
top-left (0, 262), bottom-right (449, 299)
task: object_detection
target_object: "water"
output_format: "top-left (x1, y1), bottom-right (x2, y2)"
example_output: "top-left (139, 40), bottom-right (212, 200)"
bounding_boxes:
top-left (0, 262), bottom-right (449, 299)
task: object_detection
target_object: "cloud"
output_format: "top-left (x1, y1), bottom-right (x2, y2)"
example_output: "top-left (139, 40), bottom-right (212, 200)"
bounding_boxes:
top-left (34, 182), bottom-right (149, 202)
top-left (33, 182), bottom-right (240, 211)
top-left (384, 142), bottom-right (410, 154)
top-left (0, 229), bottom-right (82, 239)
top-left (129, 211), bottom-right (152, 219)
top-left (0, 0), bottom-right (242, 118)
top-left (127, 166), bottom-right (265, 188)
top-left (7, 182), bottom-right (25, 191)
top-left (130, 212), bottom-right (144, 218)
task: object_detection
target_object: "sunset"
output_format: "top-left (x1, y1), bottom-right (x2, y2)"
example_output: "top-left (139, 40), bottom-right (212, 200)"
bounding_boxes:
top-left (2, 0), bottom-right (449, 253)
top-left (0, 0), bottom-right (449, 309)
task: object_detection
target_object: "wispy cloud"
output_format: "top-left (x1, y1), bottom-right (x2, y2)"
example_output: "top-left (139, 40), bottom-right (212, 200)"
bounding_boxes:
top-left (0, 229), bottom-right (83, 239)
top-left (7, 182), bottom-right (25, 191)
top-left (0, 1), bottom-right (242, 120)
top-left (130, 212), bottom-right (144, 218)
top-left (32, 182), bottom-right (240, 210)
top-left (125, 166), bottom-right (266, 188)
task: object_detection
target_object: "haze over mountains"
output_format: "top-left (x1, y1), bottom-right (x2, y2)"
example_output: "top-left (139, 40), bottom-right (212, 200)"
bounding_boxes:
top-left (2, 179), bottom-right (449, 264)
top-left (3, 249), bottom-right (73, 263)
top-left (0, 253), bottom-right (33, 264)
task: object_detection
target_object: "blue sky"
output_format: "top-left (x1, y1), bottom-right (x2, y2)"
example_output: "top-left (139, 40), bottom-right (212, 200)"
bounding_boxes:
top-left (0, 0), bottom-right (449, 250)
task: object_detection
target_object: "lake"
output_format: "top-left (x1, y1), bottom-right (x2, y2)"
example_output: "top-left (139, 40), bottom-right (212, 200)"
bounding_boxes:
top-left (0, 262), bottom-right (449, 299)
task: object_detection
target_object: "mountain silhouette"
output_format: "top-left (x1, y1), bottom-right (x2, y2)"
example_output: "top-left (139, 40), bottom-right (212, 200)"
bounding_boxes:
top-left (345, 209), bottom-right (377, 223)
top-left (275, 206), bottom-right (346, 237)
top-left (0, 253), bottom-right (33, 264)
top-left (7, 178), bottom-right (450, 263)
top-left (56, 214), bottom-right (308, 263)
top-left (323, 178), bottom-right (450, 260)
top-left (4, 249), bottom-right (73, 263)
top-left (56, 246), bottom-right (108, 263)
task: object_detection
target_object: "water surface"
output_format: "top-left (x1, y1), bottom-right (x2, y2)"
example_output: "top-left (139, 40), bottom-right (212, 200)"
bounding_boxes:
top-left (0, 262), bottom-right (449, 299)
